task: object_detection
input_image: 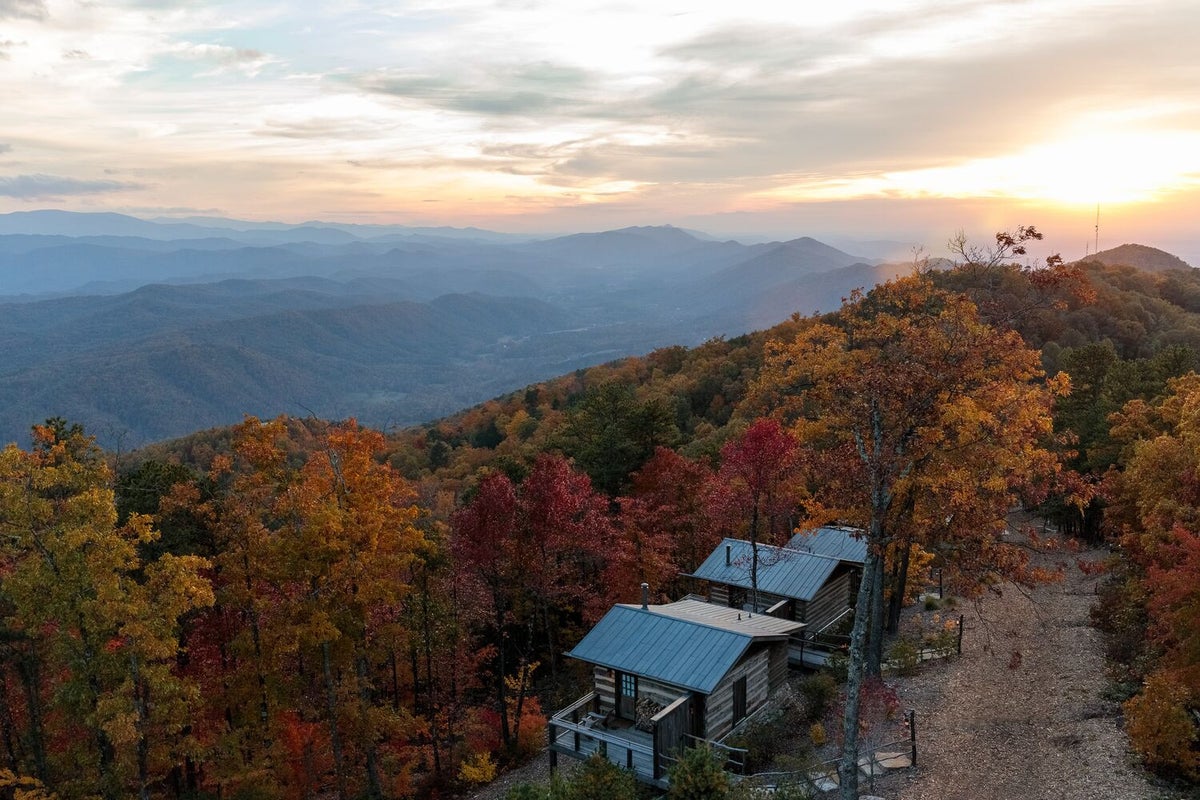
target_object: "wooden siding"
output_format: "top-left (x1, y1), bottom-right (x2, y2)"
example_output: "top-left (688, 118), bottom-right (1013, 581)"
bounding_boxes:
top-left (705, 647), bottom-right (771, 741)
top-left (767, 641), bottom-right (789, 689)
top-left (652, 695), bottom-right (691, 771)
top-left (595, 666), bottom-right (616, 710)
top-left (805, 569), bottom-right (853, 631)
top-left (594, 667), bottom-right (686, 714)
top-left (709, 583), bottom-right (800, 618)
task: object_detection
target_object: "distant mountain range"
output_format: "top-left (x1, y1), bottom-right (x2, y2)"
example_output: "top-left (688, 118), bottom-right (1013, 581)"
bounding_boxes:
top-left (8, 210), bottom-right (1178, 447)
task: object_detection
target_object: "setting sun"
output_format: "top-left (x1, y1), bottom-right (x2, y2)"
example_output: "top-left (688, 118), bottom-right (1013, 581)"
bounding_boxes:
top-left (756, 129), bottom-right (1200, 209)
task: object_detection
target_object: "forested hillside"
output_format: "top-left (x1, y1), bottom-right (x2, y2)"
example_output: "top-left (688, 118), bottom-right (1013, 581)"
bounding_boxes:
top-left (4, 239), bottom-right (1200, 799)
top-left (0, 212), bottom-right (912, 446)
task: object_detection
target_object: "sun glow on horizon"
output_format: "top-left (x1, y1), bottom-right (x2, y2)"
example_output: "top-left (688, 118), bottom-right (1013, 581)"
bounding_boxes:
top-left (756, 130), bottom-right (1200, 208)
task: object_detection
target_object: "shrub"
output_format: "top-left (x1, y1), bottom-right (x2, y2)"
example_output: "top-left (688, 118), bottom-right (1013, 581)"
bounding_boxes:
top-left (567, 754), bottom-right (638, 800)
top-left (458, 752), bottom-right (498, 785)
top-left (809, 722), bottom-right (827, 747)
top-left (923, 595), bottom-right (941, 611)
top-left (1124, 672), bottom-right (1199, 780)
top-left (667, 745), bottom-right (729, 800)
top-left (823, 653), bottom-right (849, 683)
top-left (505, 783), bottom-right (548, 800)
top-left (888, 638), bottom-right (921, 676)
top-left (727, 711), bottom-right (784, 773)
top-left (799, 673), bottom-right (838, 721)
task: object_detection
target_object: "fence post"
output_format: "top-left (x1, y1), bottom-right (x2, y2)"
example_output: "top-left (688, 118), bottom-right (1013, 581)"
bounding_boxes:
top-left (908, 709), bottom-right (917, 768)
top-left (938, 568), bottom-right (944, 599)
top-left (957, 614), bottom-right (965, 655)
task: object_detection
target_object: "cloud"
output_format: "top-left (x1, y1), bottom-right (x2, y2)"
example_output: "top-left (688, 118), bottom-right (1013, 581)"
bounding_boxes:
top-left (0, 174), bottom-right (144, 199)
top-left (350, 60), bottom-right (600, 118)
top-left (168, 42), bottom-right (276, 76)
top-left (0, 144), bottom-right (11, 154)
top-left (0, 0), bottom-right (45, 21)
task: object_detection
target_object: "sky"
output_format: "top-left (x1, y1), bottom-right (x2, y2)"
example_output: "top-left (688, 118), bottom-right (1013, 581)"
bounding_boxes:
top-left (2, 0), bottom-right (1200, 260)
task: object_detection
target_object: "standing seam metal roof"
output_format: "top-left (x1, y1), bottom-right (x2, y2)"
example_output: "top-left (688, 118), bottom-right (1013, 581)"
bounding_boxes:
top-left (687, 538), bottom-right (843, 601)
top-left (786, 525), bottom-right (868, 564)
top-left (566, 602), bottom-right (790, 694)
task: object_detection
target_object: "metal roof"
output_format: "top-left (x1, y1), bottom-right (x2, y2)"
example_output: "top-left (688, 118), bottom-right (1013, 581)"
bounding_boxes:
top-left (787, 526), bottom-right (868, 564)
top-left (655, 598), bottom-right (805, 636)
top-left (566, 601), bottom-right (794, 694)
top-left (687, 538), bottom-right (842, 602)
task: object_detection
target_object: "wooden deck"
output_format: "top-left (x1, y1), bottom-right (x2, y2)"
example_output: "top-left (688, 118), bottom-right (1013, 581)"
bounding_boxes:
top-left (548, 692), bottom-right (666, 788)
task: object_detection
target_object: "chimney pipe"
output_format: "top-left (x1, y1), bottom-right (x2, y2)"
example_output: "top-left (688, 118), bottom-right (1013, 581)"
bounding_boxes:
top-left (726, 543), bottom-right (731, 566)
top-left (641, 582), bottom-right (649, 610)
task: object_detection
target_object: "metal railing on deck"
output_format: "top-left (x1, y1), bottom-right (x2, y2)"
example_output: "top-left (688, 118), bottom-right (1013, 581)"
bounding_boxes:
top-left (548, 692), bottom-right (657, 777)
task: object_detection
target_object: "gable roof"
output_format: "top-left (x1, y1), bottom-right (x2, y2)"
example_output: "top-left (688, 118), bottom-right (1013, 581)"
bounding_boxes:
top-left (786, 525), bottom-right (868, 564)
top-left (686, 538), bottom-right (843, 602)
top-left (566, 600), bottom-right (800, 694)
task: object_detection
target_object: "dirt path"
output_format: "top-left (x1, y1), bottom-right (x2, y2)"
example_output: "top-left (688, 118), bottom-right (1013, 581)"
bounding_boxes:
top-left (886, 522), bottom-right (1164, 800)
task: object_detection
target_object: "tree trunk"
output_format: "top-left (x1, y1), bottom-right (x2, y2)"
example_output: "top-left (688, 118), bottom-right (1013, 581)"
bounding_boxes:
top-left (322, 641), bottom-right (348, 800)
top-left (355, 652), bottom-right (383, 800)
top-left (419, 583), bottom-right (442, 778)
top-left (494, 604), bottom-right (511, 748)
top-left (16, 651), bottom-right (48, 782)
top-left (129, 651), bottom-right (151, 800)
top-left (865, 556), bottom-right (886, 677)
top-left (0, 669), bottom-right (16, 770)
top-left (839, 548), bottom-right (881, 800)
top-left (243, 555), bottom-right (273, 755)
top-left (887, 540), bottom-right (913, 635)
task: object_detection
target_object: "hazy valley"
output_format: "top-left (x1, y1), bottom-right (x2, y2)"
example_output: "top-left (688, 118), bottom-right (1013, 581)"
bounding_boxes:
top-left (0, 210), bottom-right (912, 446)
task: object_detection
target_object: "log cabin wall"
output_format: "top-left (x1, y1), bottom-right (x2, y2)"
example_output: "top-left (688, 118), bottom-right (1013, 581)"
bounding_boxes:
top-left (805, 569), bottom-right (854, 631)
top-left (704, 647), bottom-right (771, 741)
top-left (593, 667), bottom-right (687, 712)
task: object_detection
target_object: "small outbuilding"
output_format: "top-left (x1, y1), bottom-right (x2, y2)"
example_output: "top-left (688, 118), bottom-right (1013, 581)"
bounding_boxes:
top-left (549, 597), bottom-right (802, 787)
top-left (686, 525), bottom-right (866, 634)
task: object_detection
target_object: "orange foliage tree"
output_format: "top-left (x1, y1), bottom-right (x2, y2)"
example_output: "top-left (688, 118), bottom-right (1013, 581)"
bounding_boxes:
top-left (1106, 374), bottom-right (1200, 777)
top-left (753, 272), bottom-right (1065, 800)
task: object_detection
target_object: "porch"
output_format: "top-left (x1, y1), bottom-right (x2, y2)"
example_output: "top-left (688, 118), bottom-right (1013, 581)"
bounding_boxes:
top-left (549, 691), bottom-right (710, 789)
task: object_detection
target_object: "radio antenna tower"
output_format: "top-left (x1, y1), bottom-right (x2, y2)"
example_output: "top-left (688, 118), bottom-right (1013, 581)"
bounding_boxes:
top-left (1094, 203), bottom-right (1100, 255)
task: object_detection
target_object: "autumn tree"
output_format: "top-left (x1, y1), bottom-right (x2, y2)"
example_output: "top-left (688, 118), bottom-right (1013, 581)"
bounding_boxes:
top-left (451, 455), bottom-right (611, 755)
top-left (611, 448), bottom-right (716, 601)
top-left (1105, 374), bottom-right (1200, 777)
top-left (257, 420), bottom-right (425, 800)
top-left (706, 419), bottom-right (805, 612)
top-left (753, 272), bottom-right (1063, 800)
top-left (0, 422), bottom-right (213, 800)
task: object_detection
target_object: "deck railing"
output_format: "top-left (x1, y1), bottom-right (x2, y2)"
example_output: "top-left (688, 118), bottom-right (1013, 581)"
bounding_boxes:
top-left (549, 693), bottom-right (660, 784)
top-left (551, 690), bottom-right (753, 787)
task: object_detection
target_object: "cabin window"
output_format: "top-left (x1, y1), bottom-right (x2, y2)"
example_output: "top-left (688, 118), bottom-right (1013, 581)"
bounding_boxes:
top-left (621, 673), bottom-right (637, 697)
top-left (732, 676), bottom-right (747, 725)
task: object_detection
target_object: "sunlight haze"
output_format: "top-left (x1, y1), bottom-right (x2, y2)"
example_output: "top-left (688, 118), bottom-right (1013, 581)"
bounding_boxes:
top-left (2, 0), bottom-right (1199, 259)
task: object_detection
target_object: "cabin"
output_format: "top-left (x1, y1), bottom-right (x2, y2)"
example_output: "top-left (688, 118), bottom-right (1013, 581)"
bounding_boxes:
top-left (684, 526), bottom-right (866, 667)
top-left (549, 597), bottom-right (803, 788)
